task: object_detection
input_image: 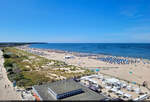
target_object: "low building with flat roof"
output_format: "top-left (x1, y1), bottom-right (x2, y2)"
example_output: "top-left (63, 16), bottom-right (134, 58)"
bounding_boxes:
top-left (32, 79), bottom-right (107, 100)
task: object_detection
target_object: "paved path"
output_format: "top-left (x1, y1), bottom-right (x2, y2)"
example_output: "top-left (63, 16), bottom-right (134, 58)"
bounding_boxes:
top-left (0, 50), bottom-right (22, 100)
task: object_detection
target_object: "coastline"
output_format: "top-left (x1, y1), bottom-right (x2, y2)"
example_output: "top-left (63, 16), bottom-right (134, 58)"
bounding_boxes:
top-left (16, 45), bottom-right (150, 90)
top-left (28, 44), bottom-right (150, 62)
top-left (28, 44), bottom-right (150, 61)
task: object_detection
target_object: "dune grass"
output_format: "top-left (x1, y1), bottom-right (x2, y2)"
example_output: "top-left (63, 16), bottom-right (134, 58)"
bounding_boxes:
top-left (2, 47), bottom-right (93, 88)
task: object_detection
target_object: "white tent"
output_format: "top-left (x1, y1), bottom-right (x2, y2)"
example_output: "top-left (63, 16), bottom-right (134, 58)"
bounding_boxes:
top-left (106, 78), bottom-right (119, 84)
top-left (121, 83), bottom-right (127, 88)
top-left (126, 85), bottom-right (132, 91)
top-left (64, 56), bottom-right (74, 59)
top-left (134, 88), bottom-right (140, 94)
top-left (102, 81), bottom-right (105, 85)
top-left (80, 76), bottom-right (89, 80)
top-left (110, 88), bottom-right (118, 92)
top-left (133, 94), bottom-right (148, 101)
top-left (124, 93), bottom-right (132, 98)
top-left (97, 75), bottom-right (103, 79)
top-left (89, 74), bottom-right (97, 78)
top-left (105, 86), bottom-right (112, 90)
top-left (80, 77), bottom-right (86, 80)
top-left (116, 90), bottom-right (124, 95)
top-left (88, 79), bottom-right (97, 84)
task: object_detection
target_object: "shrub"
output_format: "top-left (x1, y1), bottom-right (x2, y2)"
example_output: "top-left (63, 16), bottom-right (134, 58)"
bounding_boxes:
top-left (13, 67), bottom-right (21, 73)
top-left (8, 73), bottom-right (15, 81)
top-left (22, 68), bottom-right (30, 71)
top-left (6, 67), bottom-right (13, 72)
top-left (3, 54), bottom-right (11, 58)
top-left (4, 60), bottom-right (13, 67)
top-left (17, 78), bottom-right (31, 87)
top-left (13, 73), bottom-right (24, 81)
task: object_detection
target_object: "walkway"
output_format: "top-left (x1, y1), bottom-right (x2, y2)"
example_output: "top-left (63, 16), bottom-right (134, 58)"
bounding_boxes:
top-left (0, 50), bottom-right (22, 100)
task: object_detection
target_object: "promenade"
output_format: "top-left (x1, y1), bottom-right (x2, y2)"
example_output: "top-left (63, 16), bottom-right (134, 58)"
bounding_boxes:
top-left (0, 50), bottom-right (22, 100)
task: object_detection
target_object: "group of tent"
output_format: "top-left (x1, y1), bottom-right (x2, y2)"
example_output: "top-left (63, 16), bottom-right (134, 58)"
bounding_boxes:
top-left (80, 74), bottom-right (149, 101)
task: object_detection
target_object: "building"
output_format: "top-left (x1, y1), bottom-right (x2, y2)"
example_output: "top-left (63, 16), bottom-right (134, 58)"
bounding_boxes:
top-left (32, 79), bottom-right (107, 100)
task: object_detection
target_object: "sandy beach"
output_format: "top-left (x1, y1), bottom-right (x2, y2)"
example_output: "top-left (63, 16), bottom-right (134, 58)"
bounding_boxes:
top-left (0, 50), bottom-right (22, 100)
top-left (18, 46), bottom-right (150, 89)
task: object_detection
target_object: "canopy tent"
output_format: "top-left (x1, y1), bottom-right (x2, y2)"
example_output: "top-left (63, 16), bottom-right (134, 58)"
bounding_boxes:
top-left (88, 79), bottom-right (98, 84)
top-left (105, 78), bottom-right (120, 85)
top-left (89, 74), bottom-right (97, 78)
top-left (110, 88), bottom-right (118, 92)
top-left (116, 90), bottom-right (124, 95)
top-left (121, 83), bottom-right (127, 88)
top-left (134, 88), bottom-right (140, 93)
top-left (126, 85), bottom-right (132, 91)
top-left (105, 86), bottom-right (112, 90)
top-left (84, 77), bottom-right (90, 80)
top-left (124, 93), bottom-right (132, 98)
top-left (64, 56), bottom-right (74, 59)
top-left (80, 76), bottom-right (88, 80)
top-left (133, 94), bottom-right (148, 101)
top-left (106, 78), bottom-right (119, 83)
top-left (97, 75), bottom-right (103, 79)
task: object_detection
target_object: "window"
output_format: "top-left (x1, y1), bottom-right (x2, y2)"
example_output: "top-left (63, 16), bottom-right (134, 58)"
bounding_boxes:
top-left (56, 89), bottom-right (83, 99)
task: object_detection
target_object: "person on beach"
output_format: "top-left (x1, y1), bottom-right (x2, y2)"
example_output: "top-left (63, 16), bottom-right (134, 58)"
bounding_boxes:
top-left (5, 84), bottom-right (6, 88)
top-left (143, 81), bottom-right (147, 87)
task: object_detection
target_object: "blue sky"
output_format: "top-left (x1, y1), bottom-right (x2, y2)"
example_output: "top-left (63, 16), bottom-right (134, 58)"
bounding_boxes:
top-left (0, 0), bottom-right (150, 43)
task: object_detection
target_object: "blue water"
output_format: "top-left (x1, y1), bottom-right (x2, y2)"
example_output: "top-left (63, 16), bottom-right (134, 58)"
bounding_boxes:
top-left (29, 43), bottom-right (150, 59)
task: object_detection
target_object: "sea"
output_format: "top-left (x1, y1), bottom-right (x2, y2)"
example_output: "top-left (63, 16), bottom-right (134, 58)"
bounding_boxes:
top-left (29, 43), bottom-right (150, 60)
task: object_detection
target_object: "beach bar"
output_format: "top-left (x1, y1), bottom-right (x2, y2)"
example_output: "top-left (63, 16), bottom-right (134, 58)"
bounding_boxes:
top-left (32, 79), bottom-right (107, 100)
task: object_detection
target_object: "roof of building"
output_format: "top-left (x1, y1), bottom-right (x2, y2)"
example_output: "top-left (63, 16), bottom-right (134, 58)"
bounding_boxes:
top-left (32, 79), bottom-right (107, 100)
top-left (47, 79), bottom-right (82, 95)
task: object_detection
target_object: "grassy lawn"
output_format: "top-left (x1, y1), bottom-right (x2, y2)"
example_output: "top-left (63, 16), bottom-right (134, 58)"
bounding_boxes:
top-left (2, 47), bottom-right (93, 88)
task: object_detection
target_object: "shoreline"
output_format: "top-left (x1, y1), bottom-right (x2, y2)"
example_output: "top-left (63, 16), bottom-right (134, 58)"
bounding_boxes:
top-left (1, 46), bottom-right (150, 100)
top-left (17, 45), bottom-right (150, 89)
top-left (28, 45), bottom-right (150, 62)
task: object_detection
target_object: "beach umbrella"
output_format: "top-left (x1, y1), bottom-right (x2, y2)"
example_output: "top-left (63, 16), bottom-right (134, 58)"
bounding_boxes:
top-left (132, 81), bottom-right (136, 84)
top-left (129, 71), bottom-right (133, 74)
top-left (96, 69), bottom-right (100, 72)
